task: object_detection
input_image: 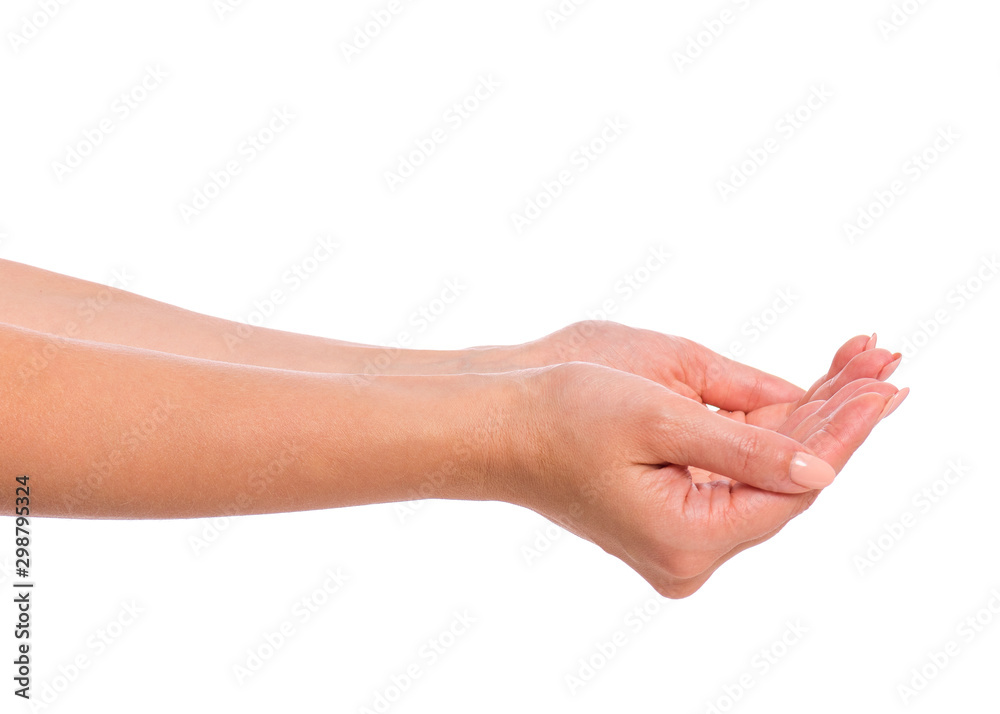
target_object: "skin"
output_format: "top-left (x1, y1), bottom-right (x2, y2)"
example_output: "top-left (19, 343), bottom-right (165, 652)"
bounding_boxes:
top-left (0, 259), bottom-right (908, 597)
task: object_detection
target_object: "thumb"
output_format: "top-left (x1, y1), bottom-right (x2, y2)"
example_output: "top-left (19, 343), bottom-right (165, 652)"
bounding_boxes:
top-left (657, 396), bottom-right (837, 494)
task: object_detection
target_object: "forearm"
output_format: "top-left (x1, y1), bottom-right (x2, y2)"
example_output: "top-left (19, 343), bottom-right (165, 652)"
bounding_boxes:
top-left (0, 258), bottom-right (525, 375)
top-left (0, 322), bottom-right (528, 519)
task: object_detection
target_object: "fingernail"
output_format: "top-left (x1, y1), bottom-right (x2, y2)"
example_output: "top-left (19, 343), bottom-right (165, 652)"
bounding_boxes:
top-left (789, 452), bottom-right (837, 490)
top-left (865, 333), bottom-right (878, 351)
top-left (877, 353), bottom-right (902, 381)
top-left (878, 392), bottom-right (897, 421)
top-left (879, 387), bottom-right (909, 421)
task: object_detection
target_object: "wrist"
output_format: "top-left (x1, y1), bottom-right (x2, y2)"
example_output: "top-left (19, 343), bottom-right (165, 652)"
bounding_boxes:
top-left (373, 371), bottom-right (538, 506)
top-left (348, 341), bottom-right (536, 377)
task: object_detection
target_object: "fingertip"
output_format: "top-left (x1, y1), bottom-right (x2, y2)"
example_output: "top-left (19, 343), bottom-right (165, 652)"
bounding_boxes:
top-left (879, 386), bottom-right (910, 421)
top-left (788, 451), bottom-right (836, 490)
top-left (665, 404), bottom-right (814, 495)
top-left (832, 334), bottom-right (872, 372)
top-left (877, 353), bottom-right (903, 381)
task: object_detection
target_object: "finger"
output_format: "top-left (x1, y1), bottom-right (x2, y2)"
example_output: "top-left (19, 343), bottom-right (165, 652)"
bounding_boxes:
top-left (831, 333), bottom-right (877, 373)
top-left (797, 348), bottom-right (898, 407)
top-left (688, 465), bottom-right (720, 484)
top-left (787, 379), bottom-right (897, 441)
top-left (742, 401), bottom-right (797, 429)
top-left (713, 409), bottom-right (748, 423)
top-left (679, 338), bottom-right (806, 412)
top-left (684, 390), bottom-right (891, 588)
top-left (757, 335), bottom-right (877, 426)
top-left (777, 400), bottom-right (825, 436)
top-left (660, 386), bottom-right (893, 596)
top-left (798, 334), bottom-right (872, 403)
top-left (656, 394), bottom-right (838, 494)
top-left (799, 391), bottom-right (888, 472)
top-left (880, 386), bottom-right (910, 421)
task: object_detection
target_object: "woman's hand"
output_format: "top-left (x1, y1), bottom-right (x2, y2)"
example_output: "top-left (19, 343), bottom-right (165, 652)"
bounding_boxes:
top-left (507, 339), bottom-right (906, 599)
top-left (515, 320), bottom-right (902, 410)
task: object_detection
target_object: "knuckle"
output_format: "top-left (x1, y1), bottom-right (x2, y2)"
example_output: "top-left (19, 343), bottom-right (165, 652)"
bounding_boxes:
top-left (566, 319), bottom-right (608, 343)
top-left (651, 398), bottom-right (702, 454)
top-left (732, 429), bottom-right (762, 477)
top-left (811, 421), bottom-right (851, 454)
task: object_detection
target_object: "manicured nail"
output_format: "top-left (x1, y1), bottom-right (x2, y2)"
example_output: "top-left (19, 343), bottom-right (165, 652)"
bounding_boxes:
top-left (789, 452), bottom-right (837, 490)
top-left (878, 392), bottom-right (897, 421)
top-left (865, 333), bottom-right (878, 351)
top-left (879, 387), bottom-right (910, 421)
top-left (877, 353), bottom-right (902, 381)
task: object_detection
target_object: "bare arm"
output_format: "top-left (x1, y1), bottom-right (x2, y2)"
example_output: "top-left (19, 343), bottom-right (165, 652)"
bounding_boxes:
top-left (0, 321), bottom-right (524, 519)
top-left (0, 258), bottom-right (519, 376)
top-left (0, 260), bottom-right (830, 406)
top-left (0, 319), bottom-right (905, 597)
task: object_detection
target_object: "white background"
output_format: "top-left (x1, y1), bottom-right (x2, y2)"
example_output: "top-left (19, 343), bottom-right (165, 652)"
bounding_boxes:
top-left (1, 0), bottom-right (998, 712)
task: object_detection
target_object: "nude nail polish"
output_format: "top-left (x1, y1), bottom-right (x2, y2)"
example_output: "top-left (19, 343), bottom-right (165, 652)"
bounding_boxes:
top-left (789, 452), bottom-right (837, 490)
top-left (878, 392), bottom-right (897, 421)
top-left (865, 333), bottom-right (877, 351)
top-left (879, 387), bottom-right (910, 421)
top-left (877, 353), bottom-right (902, 381)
